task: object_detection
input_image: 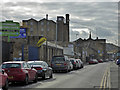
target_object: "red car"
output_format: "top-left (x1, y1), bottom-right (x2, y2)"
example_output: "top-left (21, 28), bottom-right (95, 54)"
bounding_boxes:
top-left (1, 61), bottom-right (38, 85)
top-left (0, 67), bottom-right (9, 90)
top-left (89, 59), bottom-right (98, 64)
top-left (97, 59), bottom-right (103, 63)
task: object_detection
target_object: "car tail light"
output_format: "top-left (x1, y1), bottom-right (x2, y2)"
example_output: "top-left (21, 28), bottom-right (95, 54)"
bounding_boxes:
top-left (90, 61), bottom-right (93, 63)
top-left (51, 64), bottom-right (53, 67)
top-left (74, 62), bottom-right (76, 64)
top-left (19, 69), bottom-right (23, 73)
top-left (64, 63), bottom-right (67, 65)
top-left (36, 67), bottom-right (43, 70)
top-left (15, 69), bottom-right (24, 73)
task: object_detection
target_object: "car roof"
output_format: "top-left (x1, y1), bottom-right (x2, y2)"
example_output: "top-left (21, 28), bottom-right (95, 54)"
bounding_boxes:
top-left (3, 61), bottom-right (26, 64)
top-left (76, 59), bottom-right (81, 60)
top-left (69, 58), bottom-right (75, 60)
top-left (27, 61), bottom-right (44, 63)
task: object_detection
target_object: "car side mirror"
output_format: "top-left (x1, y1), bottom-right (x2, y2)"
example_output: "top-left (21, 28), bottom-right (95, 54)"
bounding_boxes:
top-left (2, 70), bottom-right (4, 74)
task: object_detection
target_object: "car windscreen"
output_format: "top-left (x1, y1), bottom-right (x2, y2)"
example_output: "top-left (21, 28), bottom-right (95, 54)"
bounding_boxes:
top-left (2, 63), bottom-right (21, 69)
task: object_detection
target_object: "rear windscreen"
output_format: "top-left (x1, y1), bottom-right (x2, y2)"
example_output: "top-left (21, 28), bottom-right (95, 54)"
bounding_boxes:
top-left (70, 60), bottom-right (74, 63)
top-left (52, 57), bottom-right (65, 61)
top-left (28, 62), bottom-right (43, 66)
top-left (2, 63), bottom-right (21, 69)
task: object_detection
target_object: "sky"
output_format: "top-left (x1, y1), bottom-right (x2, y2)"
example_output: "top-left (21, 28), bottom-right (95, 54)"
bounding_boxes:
top-left (0, 0), bottom-right (119, 45)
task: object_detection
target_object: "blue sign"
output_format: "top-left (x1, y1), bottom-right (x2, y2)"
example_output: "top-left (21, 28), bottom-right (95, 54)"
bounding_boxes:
top-left (10, 28), bottom-right (26, 38)
top-left (98, 50), bottom-right (100, 53)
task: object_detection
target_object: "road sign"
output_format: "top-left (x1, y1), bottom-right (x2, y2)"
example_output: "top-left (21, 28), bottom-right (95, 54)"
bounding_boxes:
top-left (0, 20), bottom-right (20, 42)
top-left (10, 28), bottom-right (26, 38)
top-left (36, 36), bottom-right (46, 47)
top-left (0, 20), bottom-right (20, 36)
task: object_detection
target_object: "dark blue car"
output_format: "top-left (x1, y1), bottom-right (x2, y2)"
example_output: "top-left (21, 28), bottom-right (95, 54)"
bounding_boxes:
top-left (116, 59), bottom-right (120, 65)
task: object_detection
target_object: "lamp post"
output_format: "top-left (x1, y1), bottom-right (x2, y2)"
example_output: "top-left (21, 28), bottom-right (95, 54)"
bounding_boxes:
top-left (55, 20), bottom-right (58, 55)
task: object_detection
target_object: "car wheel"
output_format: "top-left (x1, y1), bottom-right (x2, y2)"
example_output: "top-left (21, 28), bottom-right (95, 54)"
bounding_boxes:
top-left (42, 73), bottom-right (46, 80)
top-left (24, 75), bottom-right (29, 85)
top-left (119, 64), bottom-right (120, 67)
top-left (2, 79), bottom-right (9, 90)
top-left (65, 69), bottom-right (68, 73)
top-left (33, 74), bottom-right (38, 83)
top-left (49, 72), bottom-right (53, 78)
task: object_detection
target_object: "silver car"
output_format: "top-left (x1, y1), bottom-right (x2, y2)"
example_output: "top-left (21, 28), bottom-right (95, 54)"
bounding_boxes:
top-left (51, 55), bottom-right (70, 72)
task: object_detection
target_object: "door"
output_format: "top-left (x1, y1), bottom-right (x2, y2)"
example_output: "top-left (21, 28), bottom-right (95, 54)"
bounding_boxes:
top-left (28, 46), bottom-right (39, 60)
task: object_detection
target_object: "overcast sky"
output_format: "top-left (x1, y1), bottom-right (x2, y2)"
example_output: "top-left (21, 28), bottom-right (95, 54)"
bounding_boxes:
top-left (1, 0), bottom-right (119, 45)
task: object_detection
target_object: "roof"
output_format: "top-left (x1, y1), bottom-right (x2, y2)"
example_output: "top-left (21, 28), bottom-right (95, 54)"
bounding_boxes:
top-left (39, 18), bottom-right (56, 24)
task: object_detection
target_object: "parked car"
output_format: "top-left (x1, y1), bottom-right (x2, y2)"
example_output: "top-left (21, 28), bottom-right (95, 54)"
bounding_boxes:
top-left (89, 59), bottom-right (98, 64)
top-left (69, 61), bottom-right (73, 71)
top-left (1, 61), bottom-right (38, 85)
top-left (51, 55), bottom-right (71, 72)
top-left (0, 67), bottom-right (9, 90)
top-left (78, 59), bottom-right (84, 68)
top-left (27, 61), bottom-right (53, 79)
top-left (97, 59), bottom-right (103, 63)
top-left (104, 59), bottom-right (109, 62)
top-left (109, 59), bottom-right (114, 61)
top-left (69, 58), bottom-right (77, 70)
top-left (75, 59), bottom-right (82, 69)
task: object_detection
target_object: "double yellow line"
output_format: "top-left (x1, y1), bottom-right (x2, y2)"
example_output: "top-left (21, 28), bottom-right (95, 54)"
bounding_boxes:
top-left (99, 64), bottom-right (111, 90)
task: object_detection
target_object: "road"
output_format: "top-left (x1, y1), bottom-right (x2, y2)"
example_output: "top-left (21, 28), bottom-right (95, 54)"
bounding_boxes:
top-left (9, 62), bottom-right (114, 89)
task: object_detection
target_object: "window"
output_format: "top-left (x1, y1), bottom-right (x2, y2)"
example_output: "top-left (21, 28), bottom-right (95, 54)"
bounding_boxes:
top-left (47, 22), bottom-right (49, 25)
top-left (23, 63), bottom-right (28, 69)
top-left (41, 22), bottom-right (44, 25)
top-left (43, 62), bottom-right (48, 68)
top-left (30, 22), bottom-right (33, 25)
top-left (58, 18), bottom-right (62, 21)
top-left (0, 68), bottom-right (2, 72)
top-left (2, 63), bottom-right (21, 69)
top-left (26, 22), bottom-right (28, 25)
top-left (47, 28), bottom-right (49, 31)
top-left (26, 63), bottom-right (31, 69)
top-left (41, 28), bottom-right (44, 31)
top-left (30, 28), bottom-right (33, 32)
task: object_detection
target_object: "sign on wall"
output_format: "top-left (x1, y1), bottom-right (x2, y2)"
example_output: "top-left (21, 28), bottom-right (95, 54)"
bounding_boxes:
top-left (36, 36), bottom-right (46, 47)
top-left (10, 28), bottom-right (26, 38)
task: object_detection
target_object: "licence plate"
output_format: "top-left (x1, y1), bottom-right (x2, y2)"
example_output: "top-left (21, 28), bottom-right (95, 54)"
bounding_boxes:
top-left (37, 70), bottom-right (42, 73)
top-left (8, 76), bottom-right (13, 79)
top-left (56, 64), bottom-right (61, 65)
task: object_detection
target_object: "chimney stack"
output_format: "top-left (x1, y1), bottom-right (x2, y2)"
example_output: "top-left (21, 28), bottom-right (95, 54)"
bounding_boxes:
top-left (66, 14), bottom-right (69, 24)
top-left (46, 14), bottom-right (48, 20)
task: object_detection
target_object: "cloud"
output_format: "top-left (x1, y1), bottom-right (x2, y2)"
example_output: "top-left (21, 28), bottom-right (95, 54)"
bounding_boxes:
top-left (1, 2), bottom-right (118, 45)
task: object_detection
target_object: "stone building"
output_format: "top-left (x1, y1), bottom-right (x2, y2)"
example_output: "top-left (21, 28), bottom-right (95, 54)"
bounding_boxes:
top-left (22, 15), bottom-right (56, 41)
top-left (74, 32), bottom-right (106, 63)
top-left (22, 14), bottom-right (70, 47)
top-left (57, 14), bottom-right (70, 47)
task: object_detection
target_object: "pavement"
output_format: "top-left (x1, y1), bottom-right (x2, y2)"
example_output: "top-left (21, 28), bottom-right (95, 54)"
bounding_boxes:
top-left (110, 62), bottom-right (120, 89)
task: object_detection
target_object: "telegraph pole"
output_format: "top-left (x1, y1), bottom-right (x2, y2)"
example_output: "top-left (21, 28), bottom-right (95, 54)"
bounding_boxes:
top-left (46, 14), bottom-right (48, 63)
